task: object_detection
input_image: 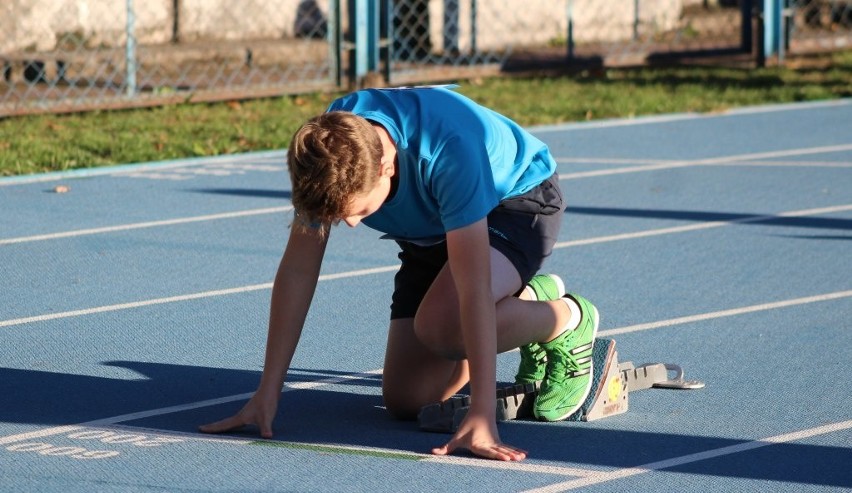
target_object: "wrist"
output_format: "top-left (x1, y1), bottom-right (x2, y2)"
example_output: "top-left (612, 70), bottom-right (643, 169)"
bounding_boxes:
top-left (257, 373), bottom-right (286, 397)
top-left (468, 394), bottom-right (497, 417)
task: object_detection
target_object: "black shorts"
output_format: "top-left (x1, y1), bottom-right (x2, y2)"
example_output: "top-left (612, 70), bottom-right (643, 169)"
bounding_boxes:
top-left (390, 172), bottom-right (564, 319)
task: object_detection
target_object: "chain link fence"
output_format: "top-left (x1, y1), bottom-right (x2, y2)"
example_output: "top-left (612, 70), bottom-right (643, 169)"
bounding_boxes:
top-left (789, 0), bottom-right (852, 52)
top-left (384, 0), bottom-right (750, 80)
top-left (2, 0), bottom-right (850, 117)
top-left (1, 0), bottom-right (337, 116)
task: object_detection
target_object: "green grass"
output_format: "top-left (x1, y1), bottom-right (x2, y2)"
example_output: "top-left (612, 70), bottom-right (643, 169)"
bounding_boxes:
top-left (2, 51), bottom-right (850, 177)
top-left (249, 440), bottom-right (422, 460)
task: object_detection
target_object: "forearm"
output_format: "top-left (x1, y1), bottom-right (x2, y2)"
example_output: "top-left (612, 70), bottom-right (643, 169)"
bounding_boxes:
top-left (198, 227), bottom-right (328, 438)
top-left (256, 230), bottom-right (327, 396)
top-left (458, 295), bottom-right (498, 417)
top-left (446, 219), bottom-right (498, 418)
top-left (256, 274), bottom-right (317, 395)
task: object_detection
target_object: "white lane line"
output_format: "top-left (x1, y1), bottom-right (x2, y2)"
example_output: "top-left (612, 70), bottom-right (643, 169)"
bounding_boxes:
top-left (522, 420), bottom-right (852, 492)
top-left (557, 222), bottom-right (731, 249)
top-left (0, 265), bottom-right (399, 328)
top-left (6, 288), bottom-right (850, 432)
top-left (0, 206), bottom-right (293, 246)
top-left (5, 143), bottom-right (851, 248)
top-left (556, 203), bottom-right (852, 249)
top-left (556, 157), bottom-right (681, 165)
top-left (424, 455), bottom-right (597, 477)
top-left (557, 157), bottom-right (852, 169)
top-left (0, 368), bottom-right (595, 477)
top-left (0, 366), bottom-right (594, 478)
top-left (0, 150), bottom-right (286, 186)
top-left (557, 143), bottom-right (852, 179)
top-left (530, 98), bottom-right (852, 134)
top-left (3, 204), bottom-right (850, 329)
top-left (721, 98), bottom-right (852, 115)
top-left (3, 291), bottom-right (849, 477)
top-left (0, 283), bottom-right (272, 328)
top-left (531, 112), bottom-right (705, 133)
top-left (602, 290), bottom-right (852, 337)
top-left (0, 371), bottom-right (384, 444)
top-left (714, 160), bottom-right (852, 168)
top-left (86, 369), bottom-right (385, 427)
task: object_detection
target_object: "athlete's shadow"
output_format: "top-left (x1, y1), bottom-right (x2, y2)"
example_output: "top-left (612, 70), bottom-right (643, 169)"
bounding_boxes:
top-left (0, 361), bottom-right (379, 427)
top-left (3, 362), bottom-right (848, 488)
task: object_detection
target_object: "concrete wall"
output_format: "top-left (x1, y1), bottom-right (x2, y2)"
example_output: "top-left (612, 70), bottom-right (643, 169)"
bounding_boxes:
top-left (0, 0), bottom-right (321, 53)
top-left (2, 0), bottom-right (172, 52)
top-left (1, 0), bottom-right (680, 54)
top-left (429, 0), bottom-right (684, 53)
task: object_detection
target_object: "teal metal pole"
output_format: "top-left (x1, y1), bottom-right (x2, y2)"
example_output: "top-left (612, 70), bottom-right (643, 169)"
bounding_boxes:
top-left (763, 0), bottom-right (783, 60)
top-left (352, 0), bottom-right (380, 81)
top-left (367, 0), bottom-right (379, 71)
top-left (354, 0), bottom-right (368, 79)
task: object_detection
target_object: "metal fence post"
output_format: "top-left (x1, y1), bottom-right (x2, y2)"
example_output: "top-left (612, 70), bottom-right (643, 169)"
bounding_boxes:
top-left (470, 0), bottom-right (477, 54)
top-left (567, 0), bottom-right (575, 60)
top-left (367, 0), bottom-right (380, 70)
top-left (762, 0), bottom-right (784, 62)
top-left (172, 0), bottom-right (181, 43)
top-left (382, 0), bottom-right (392, 83)
top-left (741, 0), bottom-right (753, 54)
top-left (125, 0), bottom-right (137, 96)
top-left (633, 0), bottom-right (640, 41)
top-left (330, 0), bottom-right (342, 86)
top-left (350, 0), bottom-right (380, 83)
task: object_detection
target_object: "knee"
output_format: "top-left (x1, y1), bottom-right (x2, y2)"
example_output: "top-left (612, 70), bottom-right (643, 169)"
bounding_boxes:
top-left (382, 382), bottom-right (424, 420)
top-left (412, 313), bottom-right (462, 359)
top-left (382, 393), bottom-right (419, 421)
top-left (412, 315), bottom-right (441, 352)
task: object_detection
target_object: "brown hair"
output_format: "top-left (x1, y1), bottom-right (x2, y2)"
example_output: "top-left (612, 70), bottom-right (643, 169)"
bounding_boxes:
top-left (287, 111), bottom-right (383, 233)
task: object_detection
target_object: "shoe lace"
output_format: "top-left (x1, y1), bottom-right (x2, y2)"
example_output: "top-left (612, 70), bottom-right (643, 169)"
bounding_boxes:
top-left (544, 339), bottom-right (579, 386)
top-left (518, 344), bottom-right (546, 376)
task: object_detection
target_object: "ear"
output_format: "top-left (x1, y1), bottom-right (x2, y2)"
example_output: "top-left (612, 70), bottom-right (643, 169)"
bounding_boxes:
top-left (379, 158), bottom-right (395, 177)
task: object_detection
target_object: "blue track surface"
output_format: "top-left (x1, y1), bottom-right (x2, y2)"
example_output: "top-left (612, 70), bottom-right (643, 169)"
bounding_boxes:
top-left (2, 99), bottom-right (851, 492)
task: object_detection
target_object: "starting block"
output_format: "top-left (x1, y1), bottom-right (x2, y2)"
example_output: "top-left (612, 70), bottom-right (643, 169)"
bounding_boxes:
top-left (418, 337), bottom-right (704, 433)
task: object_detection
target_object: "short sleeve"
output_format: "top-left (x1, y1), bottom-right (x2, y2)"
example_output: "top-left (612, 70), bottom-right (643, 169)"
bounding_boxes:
top-left (430, 136), bottom-right (500, 231)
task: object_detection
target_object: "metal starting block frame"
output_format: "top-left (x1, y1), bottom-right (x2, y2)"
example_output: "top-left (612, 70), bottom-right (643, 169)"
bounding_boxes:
top-left (418, 337), bottom-right (705, 433)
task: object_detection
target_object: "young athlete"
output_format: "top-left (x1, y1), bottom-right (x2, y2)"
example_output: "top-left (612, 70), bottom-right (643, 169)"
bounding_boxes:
top-left (200, 86), bottom-right (599, 461)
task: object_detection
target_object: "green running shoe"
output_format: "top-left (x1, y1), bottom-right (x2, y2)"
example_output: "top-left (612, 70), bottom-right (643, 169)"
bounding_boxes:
top-left (533, 293), bottom-right (599, 422)
top-left (515, 274), bottom-right (565, 385)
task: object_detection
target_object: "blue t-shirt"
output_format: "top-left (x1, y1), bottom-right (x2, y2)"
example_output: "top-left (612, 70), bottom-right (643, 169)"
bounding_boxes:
top-left (326, 86), bottom-right (556, 244)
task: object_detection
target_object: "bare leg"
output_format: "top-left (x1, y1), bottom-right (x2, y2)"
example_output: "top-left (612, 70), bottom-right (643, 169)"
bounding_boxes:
top-left (382, 248), bottom-right (571, 418)
top-left (382, 317), bottom-right (470, 420)
top-left (414, 247), bottom-right (571, 358)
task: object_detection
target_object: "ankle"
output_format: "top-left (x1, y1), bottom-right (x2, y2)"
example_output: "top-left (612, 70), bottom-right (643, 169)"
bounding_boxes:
top-left (543, 296), bottom-right (581, 343)
top-left (562, 295), bottom-right (582, 332)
